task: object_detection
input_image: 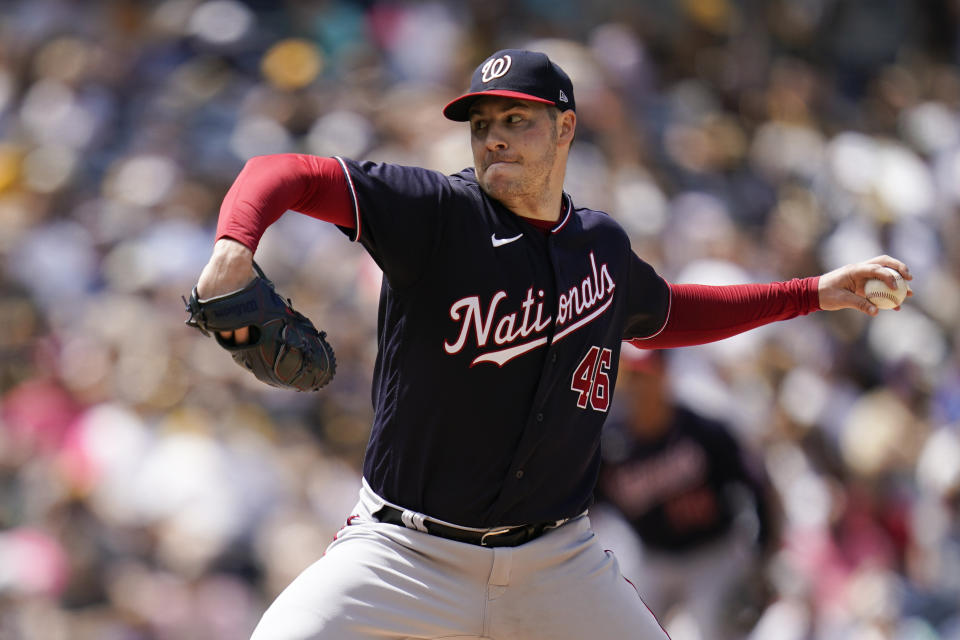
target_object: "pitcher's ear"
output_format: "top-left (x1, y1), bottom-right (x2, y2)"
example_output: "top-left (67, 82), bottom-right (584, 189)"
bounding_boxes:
top-left (559, 110), bottom-right (576, 144)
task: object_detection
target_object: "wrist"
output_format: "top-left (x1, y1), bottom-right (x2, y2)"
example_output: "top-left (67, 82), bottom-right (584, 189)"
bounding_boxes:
top-left (197, 238), bottom-right (256, 299)
top-left (212, 237), bottom-right (254, 261)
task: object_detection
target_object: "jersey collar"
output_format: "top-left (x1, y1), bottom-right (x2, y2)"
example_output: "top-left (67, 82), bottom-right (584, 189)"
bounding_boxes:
top-left (551, 194), bottom-right (573, 234)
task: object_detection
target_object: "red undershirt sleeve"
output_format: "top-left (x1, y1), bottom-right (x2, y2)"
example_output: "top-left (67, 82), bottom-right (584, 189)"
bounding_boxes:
top-left (633, 277), bottom-right (821, 349)
top-left (215, 154), bottom-right (356, 251)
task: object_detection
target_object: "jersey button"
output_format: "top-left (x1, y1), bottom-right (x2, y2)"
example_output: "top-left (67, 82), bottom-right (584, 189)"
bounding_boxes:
top-left (551, 353), bottom-right (557, 364)
top-left (536, 413), bottom-right (544, 422)
top-left (515, 470), bottom-right (524, 479)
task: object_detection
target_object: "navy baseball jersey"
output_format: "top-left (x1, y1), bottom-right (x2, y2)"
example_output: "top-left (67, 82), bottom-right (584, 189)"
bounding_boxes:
top-left (598, 406), bottom-right (773, 552)
top-left (335, 158), bottom-right (669, 528)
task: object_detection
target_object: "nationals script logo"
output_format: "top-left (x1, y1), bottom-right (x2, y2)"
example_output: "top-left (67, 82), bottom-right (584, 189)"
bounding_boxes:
top-left (444, 252), bottom-right (616, 366)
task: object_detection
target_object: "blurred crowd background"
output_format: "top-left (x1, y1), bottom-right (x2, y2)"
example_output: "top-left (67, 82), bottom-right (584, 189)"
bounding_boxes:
top-left (0, 0), bottom-right (959, 638)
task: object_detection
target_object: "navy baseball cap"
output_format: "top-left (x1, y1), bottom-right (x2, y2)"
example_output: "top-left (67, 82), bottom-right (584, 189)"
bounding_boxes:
top-left (443, 49), bottom-right (575, 121)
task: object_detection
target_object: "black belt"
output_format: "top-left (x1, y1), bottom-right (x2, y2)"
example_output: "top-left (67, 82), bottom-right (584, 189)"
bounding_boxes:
top-left (372, 505), bottom-right (557, 548)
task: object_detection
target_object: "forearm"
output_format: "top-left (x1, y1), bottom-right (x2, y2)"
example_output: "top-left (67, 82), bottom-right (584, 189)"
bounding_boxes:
top-left (634, 277), bottom-right (820, 349)
top-left (215, 154), bottom-right (356, 251)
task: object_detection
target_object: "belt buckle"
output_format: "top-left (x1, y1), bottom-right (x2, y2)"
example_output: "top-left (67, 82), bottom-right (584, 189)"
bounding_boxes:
top-left (480, 526), bottom-right (517, 547)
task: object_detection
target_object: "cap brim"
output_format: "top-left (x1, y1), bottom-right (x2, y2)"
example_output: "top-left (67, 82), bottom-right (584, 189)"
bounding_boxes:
top-left (442, 90), bottom-right (556, 121)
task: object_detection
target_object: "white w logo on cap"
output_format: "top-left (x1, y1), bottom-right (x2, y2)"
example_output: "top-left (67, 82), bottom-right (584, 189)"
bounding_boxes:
top-left (481, 55), bottom-right (512, 83)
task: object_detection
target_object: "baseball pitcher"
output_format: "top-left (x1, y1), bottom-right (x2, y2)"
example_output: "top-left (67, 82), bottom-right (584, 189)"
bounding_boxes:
top-left (187, 49), bottom-right (912, 639)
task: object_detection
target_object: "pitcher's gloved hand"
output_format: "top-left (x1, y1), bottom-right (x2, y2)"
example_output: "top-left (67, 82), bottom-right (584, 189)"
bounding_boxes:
top-left (184, 262), bottom-right (336, 391)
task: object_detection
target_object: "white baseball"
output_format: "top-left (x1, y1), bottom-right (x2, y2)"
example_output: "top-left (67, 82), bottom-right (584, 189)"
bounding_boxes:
top-left (864, 267), bottom-right (909, 309)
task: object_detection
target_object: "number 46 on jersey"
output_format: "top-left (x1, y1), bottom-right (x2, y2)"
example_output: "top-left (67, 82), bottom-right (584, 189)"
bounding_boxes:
top-left (571, 346), bottom-right (612, 412)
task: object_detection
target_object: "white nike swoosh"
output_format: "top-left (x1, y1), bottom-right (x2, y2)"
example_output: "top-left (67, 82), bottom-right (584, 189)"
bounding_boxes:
top-left (491, 233), bottom-right (523, 248)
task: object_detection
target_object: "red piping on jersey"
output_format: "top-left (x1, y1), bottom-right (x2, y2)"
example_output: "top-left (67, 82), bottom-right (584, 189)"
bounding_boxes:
top-left (334, 155), bottom-right (362, 242)
top-left (641, 284), bottom-right (672, 341)
top-left (551, 194), bottom-right (572, 233)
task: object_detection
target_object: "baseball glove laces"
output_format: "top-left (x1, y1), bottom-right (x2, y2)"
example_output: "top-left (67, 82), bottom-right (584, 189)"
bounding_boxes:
top-left (183, 262), bottom-right (336, 391)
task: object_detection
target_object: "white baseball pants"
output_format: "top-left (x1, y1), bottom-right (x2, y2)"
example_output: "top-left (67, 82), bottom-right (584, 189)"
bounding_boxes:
top-left (250, 481), bottom-right (670, 640)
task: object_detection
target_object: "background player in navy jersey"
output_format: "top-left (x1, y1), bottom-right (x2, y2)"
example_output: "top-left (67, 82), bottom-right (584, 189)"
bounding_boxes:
top-left (592, 345), bottom-right (781, 639)
top-left (192, 49), bottom-right (912, 639)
